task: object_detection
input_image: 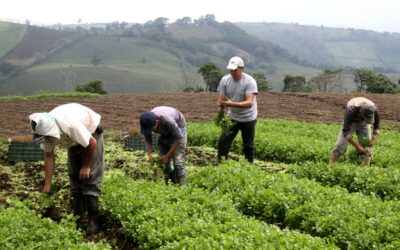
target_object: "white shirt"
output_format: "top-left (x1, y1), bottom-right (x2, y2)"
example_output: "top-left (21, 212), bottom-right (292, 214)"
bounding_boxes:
top-left (41, 103), bottom-right (101, 152)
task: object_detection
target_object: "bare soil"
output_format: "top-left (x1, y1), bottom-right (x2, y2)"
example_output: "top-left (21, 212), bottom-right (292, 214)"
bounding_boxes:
top-left (1, 92), bottom-right (400, 138)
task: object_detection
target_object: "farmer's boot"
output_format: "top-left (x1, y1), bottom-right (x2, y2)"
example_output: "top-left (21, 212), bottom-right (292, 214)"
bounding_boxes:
top-left (176, 175), bottom-right (186, 186)
top-left (173, 167), bottom-right (186, 186)
top-left (243, 147), bottom-right (254, 163)
top-left (217, 154), bottom-right (228, 164)
top-left (165, 171), bottom-right (174, 185)
top-left (72, 194), bottom-right (84, 215)
top-left (85, 195), bottom-right (100, 234)
top-left (72, 194), bottom-right (85, 227)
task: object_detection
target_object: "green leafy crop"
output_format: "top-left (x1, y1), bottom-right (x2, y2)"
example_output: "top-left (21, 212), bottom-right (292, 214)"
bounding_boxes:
top-left (212, 112), bottom-right (234, 136)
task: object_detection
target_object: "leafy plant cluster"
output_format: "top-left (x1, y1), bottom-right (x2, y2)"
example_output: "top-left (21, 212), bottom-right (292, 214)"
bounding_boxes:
top-left (101, 171), bottom-right (335, 249)
top-left (187, 119), bottom-right (400, 167)
top-left (287, 162), bottom-right (400, 201)
top-left (212, 111), bottom-right (234, 136)
top-left (0, 200), bottom-right (110, 249)
top-left (189, 162), bottom-right (400, 249)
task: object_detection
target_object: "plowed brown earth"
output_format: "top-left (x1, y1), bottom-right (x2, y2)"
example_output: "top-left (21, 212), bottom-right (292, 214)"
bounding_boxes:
top-left (1, 92), bottom-right (400, 137)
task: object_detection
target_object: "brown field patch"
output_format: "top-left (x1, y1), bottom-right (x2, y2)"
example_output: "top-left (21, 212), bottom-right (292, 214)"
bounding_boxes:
top-left (1, 92), bottom-right (400, 138)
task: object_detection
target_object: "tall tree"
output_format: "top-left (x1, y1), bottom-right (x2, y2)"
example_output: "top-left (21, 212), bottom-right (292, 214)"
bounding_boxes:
top-left (198, 62), bottom-right (223, 92)
top-left (252, 72), bottom-right (271, 91)
top-left (308, 68), bottom-right (345, 93)
top-left (282, 75), bottom-right (311, 92)
top-left (353, 68), bottom-right (397, 93)
top-left (353, 68), bottom-right (374, 93)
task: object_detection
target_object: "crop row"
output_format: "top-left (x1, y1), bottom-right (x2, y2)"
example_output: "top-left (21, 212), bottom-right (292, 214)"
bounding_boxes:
top-left (189, 161), bottom-right (400, 249)
top-left (287, 162), bottom-right (400, 201)
top-left (187, 119), bottom-right (400, 167)
top-left (0, 200), bottom-right (110, 249)
top-left (101, 171), bottom-right (336, 249)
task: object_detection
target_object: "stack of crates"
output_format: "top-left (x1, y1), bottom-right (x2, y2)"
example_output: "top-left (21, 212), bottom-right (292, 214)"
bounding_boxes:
top-left (8, 141), bottom-right (44, 162)
top-left (123, 134), bottom-right (159, 151)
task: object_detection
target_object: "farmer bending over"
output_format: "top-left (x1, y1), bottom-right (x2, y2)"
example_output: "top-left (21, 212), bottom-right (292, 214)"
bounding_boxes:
top-left (29, 103), bottom-right (104, 234)
top-left (330, 97), bottom-right (380, 166)
top-left (140, 106), bottom-right (187, 185)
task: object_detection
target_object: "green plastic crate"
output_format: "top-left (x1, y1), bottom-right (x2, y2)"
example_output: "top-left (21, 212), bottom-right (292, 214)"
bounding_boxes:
top-left (8, 141), bottom-right (44, 162)
top-left (123, 134), bottom-right (158, 151)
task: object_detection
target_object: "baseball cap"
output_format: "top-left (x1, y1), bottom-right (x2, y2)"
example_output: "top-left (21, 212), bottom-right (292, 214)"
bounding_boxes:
top-left (226, 56), bottom-right (244, 70)
top-left (140, 112), bottom-right (157, 134)
top-left (360, 104), bottom-right (376, 124)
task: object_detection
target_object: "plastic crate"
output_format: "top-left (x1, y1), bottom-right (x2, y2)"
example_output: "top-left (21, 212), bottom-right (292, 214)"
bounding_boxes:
top-left (123, 134), bottom-right (158, 151)
top-left (8, 141), bottom-right (44, 162)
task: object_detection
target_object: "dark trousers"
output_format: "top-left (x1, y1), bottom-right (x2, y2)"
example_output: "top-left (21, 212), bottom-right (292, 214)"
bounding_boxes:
top-left (217, 119), bottom-right (257, 163)
top-left (68, 132), bottom-right (104, 197)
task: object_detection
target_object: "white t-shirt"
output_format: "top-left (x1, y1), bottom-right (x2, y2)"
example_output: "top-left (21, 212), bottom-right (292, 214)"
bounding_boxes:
top-left (41, 103), bottom-right (101, 152)
top-left (217, 72), bottom-right (258, 122)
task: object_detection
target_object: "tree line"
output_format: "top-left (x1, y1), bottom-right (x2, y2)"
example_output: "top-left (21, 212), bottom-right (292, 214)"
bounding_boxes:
top-left (195, 62), bottom-right (399, 94)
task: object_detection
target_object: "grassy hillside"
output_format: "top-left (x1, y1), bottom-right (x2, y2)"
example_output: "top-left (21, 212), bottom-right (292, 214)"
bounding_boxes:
top-left (1, 19), bottom-right (325, 95)
top-left (236, 22), bottom-right (400, 74)
top-left (0, 36), bottom-right (205, 94)
top-left (0, 22), bottom-right (25, 58)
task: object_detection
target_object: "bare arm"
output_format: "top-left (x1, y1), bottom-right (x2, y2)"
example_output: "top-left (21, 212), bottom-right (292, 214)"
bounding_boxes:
top-left (79, 136), bottom-right (96, 180)
top-left (146, 148), bottom-right (154, 163)
top-left (348, 137), bottom-right (365, 153)
top-left (161, 142), bottom-right (179, 165)
top-left (43, 151), bottom-right (55, 193)
top-left (370, 133), bottom-right (379, 146)
top-left (219, 93), bottom-right (255, 109)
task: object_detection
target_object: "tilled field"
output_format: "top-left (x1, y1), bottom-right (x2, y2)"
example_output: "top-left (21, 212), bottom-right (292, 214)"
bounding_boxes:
top-left (1, 92), bottom-right (400, 137)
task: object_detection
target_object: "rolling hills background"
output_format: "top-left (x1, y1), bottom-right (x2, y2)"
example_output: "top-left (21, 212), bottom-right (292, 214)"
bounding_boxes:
top-left (1, 16), bottom-right (400, 95)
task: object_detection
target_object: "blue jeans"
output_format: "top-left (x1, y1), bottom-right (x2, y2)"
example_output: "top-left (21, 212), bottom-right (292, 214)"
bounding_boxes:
top-left (158, 127), bottom-right (187, 181)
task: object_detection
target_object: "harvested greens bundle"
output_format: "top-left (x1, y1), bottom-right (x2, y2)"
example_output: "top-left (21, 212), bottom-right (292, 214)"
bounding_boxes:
top-left (213, 111), bottom-right (234, 135)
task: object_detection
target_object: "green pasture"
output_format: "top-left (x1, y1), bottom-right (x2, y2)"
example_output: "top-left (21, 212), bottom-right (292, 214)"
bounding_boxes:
top-left (0, 36), bottom-right (204, 95)
top-left (0, 21), bottom-right (25, 57)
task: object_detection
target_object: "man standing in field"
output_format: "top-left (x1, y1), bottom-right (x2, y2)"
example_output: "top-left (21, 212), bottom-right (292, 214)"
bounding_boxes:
top-left (217, 56), bottom-right (258, 163)
top-left (29, 103), bottom-right (104, 234)
top-left (140, 106), bottom-right (187, 185)
top-left (330, 97), bottom-right (380, 166)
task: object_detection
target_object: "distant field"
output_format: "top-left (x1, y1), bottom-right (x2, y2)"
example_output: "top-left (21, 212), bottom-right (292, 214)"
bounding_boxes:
top-left (325, 41), bottom-right (382, 67)
top-left (0, 22), bottom-right (25, 57)
top-left (0, 36), bottom-right (205, 95)
top-left (269, 58), bottom-right (322, 90)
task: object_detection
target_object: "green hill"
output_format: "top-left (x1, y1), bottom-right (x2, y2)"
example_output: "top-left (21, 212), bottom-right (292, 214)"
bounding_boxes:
top-left (236, 22), bottom-right (400, 73)
top-left (1, 18), bottom-right (323, 95)
top-left (0, 22), bottom-right (25, 58)
top-left (2, 19), bottom-right (400, 95)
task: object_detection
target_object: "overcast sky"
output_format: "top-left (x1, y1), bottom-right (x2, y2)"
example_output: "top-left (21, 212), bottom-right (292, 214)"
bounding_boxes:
top-left (2, 0), bottom-right (400, 33)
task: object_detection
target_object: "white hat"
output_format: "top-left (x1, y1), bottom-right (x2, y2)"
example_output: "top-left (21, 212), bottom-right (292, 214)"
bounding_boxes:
top-left (226, 56), bottom-right (244, 70)
top-left (29, 113), bottom-right (60, 139)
